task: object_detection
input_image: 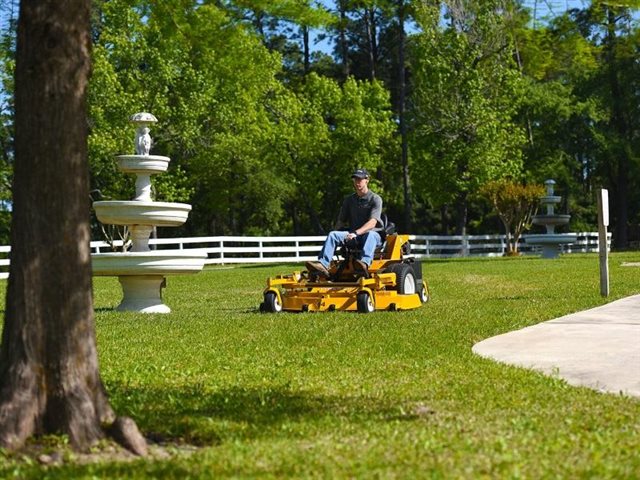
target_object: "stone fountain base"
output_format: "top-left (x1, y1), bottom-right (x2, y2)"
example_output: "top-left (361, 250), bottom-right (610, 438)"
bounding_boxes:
top-left (526, 233), bottom-right (578, 259)
top-left (118, 275), bottom-right (169, 313)
top-left (92, 250), bottom-right (207, 313)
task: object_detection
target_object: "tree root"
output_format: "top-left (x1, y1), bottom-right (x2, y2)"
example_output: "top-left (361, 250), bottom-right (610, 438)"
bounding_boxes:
top-left (106, 416), bottom-right (148, 456)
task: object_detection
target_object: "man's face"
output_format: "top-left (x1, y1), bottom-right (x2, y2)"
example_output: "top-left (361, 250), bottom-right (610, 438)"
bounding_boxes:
top-left (352, 176), bottom-right (369, 195)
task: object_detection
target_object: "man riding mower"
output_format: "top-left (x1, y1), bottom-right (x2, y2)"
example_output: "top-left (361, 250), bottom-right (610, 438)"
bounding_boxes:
top-left (260, 168), bottom-right (429, 313)
top-left (260, 218), bottom-right (429, 313)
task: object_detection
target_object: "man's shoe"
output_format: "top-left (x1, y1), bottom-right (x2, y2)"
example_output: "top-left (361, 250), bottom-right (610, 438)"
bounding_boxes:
top-left (354, 259), bottom-right (369, 274)
top-left (305, 261), bottom-right (330, 276)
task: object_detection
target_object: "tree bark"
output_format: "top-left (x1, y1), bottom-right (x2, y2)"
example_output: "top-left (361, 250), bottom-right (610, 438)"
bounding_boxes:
top-left (338, 0), bottom-right (350, 79)
top-left (302, 25), bottom-right (310, 75)
top-left (605, 7), bottom-right (630, 249)
top-left (397, 0), bottom-right (411, 231)
top-left (455, 192), bottom-right (468, 236)
top-left (365, 6), bottom-right (376, 80)
top-left (0, 0), bottom-right (143, 453)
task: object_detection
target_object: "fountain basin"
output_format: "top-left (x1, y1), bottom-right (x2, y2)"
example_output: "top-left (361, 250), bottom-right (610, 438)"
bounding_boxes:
top-left (526, 233), bottom-right (577, 245)
top-left (539, 195), bottom-right (561, 204)
top-left (92, 250), bottom-right (207, 276)
top-left (94, 201), bottom-right (191, 227)
top-left (92, 251), bottom-right (207, 313)
top-left (116, 154), bottom-right (170, 174)
top-left (531, 214), bottom-right (571, 226)
top-left (526, 233), bottom-right (578, 259)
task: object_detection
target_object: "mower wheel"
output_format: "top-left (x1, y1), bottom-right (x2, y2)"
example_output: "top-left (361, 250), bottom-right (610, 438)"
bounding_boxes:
top-left (263, 291), bottom-right (283, 313)
top-left (357, 291), bottom-right (375, 313)
top-left (418, 282), bottom-right (430, 303)
top-left (391, 263), bottom-right (417, 295)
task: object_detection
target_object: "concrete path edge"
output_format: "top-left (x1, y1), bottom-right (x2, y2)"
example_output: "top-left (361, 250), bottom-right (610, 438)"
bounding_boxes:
top-left (472, 295), bottom-right (640, 398)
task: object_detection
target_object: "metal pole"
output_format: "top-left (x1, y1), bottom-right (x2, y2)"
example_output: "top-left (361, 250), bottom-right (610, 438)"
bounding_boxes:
top-left (597, 189), bottom-right (610, 297)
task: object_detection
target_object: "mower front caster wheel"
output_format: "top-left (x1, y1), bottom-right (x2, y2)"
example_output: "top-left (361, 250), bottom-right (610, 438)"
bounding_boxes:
top-left (418, 283), bottom-right (430, 303)
top-left (357, 291), bottom-right (375, 313)
top-left (262, 291), bottom-right (283, 313)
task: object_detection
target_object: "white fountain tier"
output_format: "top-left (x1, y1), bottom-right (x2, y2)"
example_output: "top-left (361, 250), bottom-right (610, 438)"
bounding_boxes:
top-left (116, 154), bottom-right (170, 174)
top-left (93, 250), bottom-right (206, 314)
top-left (526, 179), bottom-right (577, 259)
top-left (93, 251), bottom-right (207, 276)
top-left (91, 113), bottom-right (205, 313)
top-left (93, 201), bottom-right (192, 226)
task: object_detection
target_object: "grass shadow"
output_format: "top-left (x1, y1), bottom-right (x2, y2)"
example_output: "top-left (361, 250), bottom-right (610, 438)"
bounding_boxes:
top-left (106, 382), bottom-right (406, 446)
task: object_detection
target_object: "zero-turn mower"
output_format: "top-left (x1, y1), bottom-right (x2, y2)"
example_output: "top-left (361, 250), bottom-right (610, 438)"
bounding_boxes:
top-left (259, 232), bottom-right (429, 313)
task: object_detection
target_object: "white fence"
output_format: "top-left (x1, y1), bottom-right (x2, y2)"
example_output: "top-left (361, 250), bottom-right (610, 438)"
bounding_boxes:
top-left (90, 232), bottom-right (608, 263)
top-left (0, 232), bottom-right (608, 279)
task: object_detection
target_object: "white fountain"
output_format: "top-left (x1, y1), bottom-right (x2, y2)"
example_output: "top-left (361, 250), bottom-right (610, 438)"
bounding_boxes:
top-left (92, 113), bottom-right (206, 313)
top-left (526, 179), bottom-right (577, 259)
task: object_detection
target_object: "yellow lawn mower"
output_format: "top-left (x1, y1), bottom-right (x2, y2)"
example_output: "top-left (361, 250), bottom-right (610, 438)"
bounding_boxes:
top-left (259, 231), bottom-right (429, 314)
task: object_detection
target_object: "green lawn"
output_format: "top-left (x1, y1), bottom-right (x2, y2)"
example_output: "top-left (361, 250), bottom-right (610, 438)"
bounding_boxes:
top-left (2, 253), bottom-right (640, 478)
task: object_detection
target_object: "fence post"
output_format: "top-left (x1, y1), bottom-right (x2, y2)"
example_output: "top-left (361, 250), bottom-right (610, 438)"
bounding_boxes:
top-left (597, 190), bottom-right (610, 297)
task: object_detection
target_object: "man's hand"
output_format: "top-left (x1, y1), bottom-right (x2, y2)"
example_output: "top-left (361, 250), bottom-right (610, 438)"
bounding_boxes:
top-left (346, 232), bottom-right (357, 241)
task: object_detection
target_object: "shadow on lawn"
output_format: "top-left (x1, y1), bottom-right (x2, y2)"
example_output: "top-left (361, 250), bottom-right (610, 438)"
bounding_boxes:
top-left (108, 382), bottom-right (410, 446)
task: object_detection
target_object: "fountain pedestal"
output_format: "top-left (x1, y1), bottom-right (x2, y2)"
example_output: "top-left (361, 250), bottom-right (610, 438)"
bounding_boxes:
top-left (526, 179), bottom-right (577, 259)
top-left (92, 113), bottom-right (205, 313)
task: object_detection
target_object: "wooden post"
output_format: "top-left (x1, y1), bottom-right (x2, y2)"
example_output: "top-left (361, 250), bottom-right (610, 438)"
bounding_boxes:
top-left (597, 189), bottom-right (609, 297)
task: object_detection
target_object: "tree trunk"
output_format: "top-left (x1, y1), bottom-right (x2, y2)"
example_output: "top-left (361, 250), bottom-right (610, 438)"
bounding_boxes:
top-left (605, 7), bottom-right (630, 249)
top-left (365, 7), bottom-right (376, 80)
top-left (0, 0), bottom-right (144, 454)
top-left (455, 192), bottom-right (468, 236)
top-left (397, 0), bottom-right (411, 231)
top-left (440, 204), bottom-right (449, 235)
top-left (302, 25), bottom-right (310, 75)
top-left (338, 0), bottom-right (350, 79)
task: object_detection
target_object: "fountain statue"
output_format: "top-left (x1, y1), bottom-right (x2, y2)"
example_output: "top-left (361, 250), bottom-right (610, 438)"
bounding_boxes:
top-left (92, 113), bottom-right (206, 313)
top-left (526, 179), bottom-right (577, 259)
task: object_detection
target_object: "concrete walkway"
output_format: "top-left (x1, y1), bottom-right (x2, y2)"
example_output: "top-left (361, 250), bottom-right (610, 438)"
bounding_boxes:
top-left (473, 295), bottom-right (640, 398)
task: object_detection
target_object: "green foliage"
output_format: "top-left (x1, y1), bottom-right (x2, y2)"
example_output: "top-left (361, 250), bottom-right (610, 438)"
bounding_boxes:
top-left (0, 0), bottom-right (638, 240)
top-left (479, 179), bottom-right (545, 254)
top-left (409, 2), bottom-right (526, 210)
top-left (87, 2), bottom-right (395, 236)
top-left (265, 73), bottom-right (396, 233)
top-left (515, 2), bottom-right (640, 239)
top-left (2, 254), bottom-right (640, 476)
top-left (0, 16), bottom-right (14, 244)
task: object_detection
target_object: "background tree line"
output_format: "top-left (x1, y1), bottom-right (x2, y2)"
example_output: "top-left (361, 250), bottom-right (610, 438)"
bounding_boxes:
top-left (0, 0), bottom-right (638, 248)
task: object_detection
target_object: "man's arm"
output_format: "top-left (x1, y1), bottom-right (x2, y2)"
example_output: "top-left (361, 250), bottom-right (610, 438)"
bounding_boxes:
top-left (347, 218), bottom-right (378, 238)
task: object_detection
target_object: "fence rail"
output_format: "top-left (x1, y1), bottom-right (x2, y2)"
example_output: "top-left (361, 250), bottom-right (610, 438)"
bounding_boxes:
top-left (0, 232), bottom-right (609, 279)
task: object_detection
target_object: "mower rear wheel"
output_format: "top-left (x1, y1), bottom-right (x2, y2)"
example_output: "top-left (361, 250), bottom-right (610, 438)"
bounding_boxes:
top-left (356, 291), bottom-right (375, 313)
top-left (392, 263), bottom-right (416, 295)
top-left (263, 291), bottom-right (283, 313)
